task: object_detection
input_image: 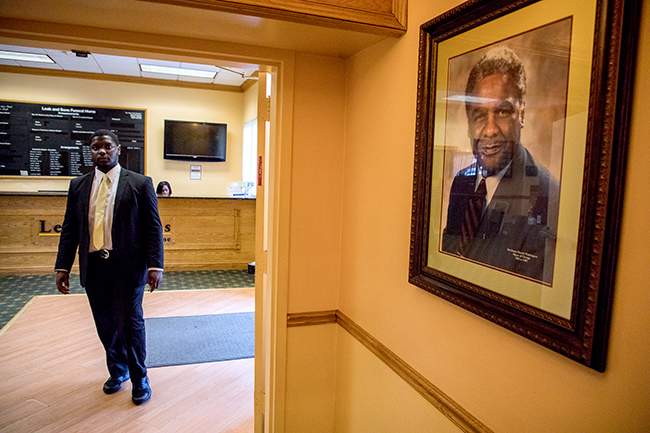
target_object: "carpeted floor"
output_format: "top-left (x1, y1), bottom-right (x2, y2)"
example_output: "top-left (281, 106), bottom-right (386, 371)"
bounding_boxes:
top-left (0, 270), bottom-right (254, 330)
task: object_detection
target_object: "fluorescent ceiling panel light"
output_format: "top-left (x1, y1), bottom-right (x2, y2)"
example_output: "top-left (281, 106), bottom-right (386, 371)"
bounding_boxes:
top-left (0, 50), bottom-right (54, 63)
top-left (140, 64), bottom-right (216, 78)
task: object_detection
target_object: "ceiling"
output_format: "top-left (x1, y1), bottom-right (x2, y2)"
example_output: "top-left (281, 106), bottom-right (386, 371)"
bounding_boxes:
top-left (0, 43), bottom-right (259, 87)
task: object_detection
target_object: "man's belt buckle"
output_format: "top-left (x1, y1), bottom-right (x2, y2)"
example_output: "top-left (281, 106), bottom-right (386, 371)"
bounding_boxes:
top-left (99, 249), bottom-right (110, 259)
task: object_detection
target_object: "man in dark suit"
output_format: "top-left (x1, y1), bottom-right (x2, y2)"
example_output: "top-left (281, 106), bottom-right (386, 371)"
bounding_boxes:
top-left (442, 46), bottom-right (558, 284)
top-left (55, 129), bottom-right (163, 405)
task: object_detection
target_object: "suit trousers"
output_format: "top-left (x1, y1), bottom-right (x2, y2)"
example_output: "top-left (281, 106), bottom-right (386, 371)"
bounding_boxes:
top-left (85, 252), bottom-right (147, 381)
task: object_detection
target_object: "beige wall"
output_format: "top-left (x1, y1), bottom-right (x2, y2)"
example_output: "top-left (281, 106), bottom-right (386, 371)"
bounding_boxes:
top-left (287, 53), bottom-right (345, 314)
top-left (285, 324), bottom-right (338, 433)
top-left (335, 1), bottom-right (650, 433)
top-left (0, 71), bottom-right (244, 197)
top-left (283, 52), bottom-right (345, 432)
top-left (334, 327), bottom-right (462, 433)
top-left (243, 82), bottom-right (259, 123)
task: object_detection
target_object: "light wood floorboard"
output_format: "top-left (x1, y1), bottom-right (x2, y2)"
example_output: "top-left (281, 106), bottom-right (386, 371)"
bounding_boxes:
top-left (0, 289), bottom-right (254, 433)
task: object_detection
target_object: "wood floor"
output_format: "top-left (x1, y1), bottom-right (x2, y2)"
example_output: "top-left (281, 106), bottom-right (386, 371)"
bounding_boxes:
top-left (0, 288), bottom-right (255, 433)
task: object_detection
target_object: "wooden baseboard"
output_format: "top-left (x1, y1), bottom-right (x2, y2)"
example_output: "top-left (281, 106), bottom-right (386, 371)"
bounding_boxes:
top-left (287, 309), bottom-right (494, 433)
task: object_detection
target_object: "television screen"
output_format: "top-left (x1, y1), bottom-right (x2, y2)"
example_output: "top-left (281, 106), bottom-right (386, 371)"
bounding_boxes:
top-left (164, 120), bottom-right (227, 161)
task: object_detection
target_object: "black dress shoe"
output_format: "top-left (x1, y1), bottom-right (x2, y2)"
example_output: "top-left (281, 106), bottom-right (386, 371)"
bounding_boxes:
top-left (132, 376), bottom-right (152, 405)
top-left (102, 374), bottom-right (130, 394)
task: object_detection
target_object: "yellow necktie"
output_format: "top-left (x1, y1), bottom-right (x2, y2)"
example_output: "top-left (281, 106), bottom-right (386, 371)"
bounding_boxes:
top-left (92, 175), bottom-right (112, 250)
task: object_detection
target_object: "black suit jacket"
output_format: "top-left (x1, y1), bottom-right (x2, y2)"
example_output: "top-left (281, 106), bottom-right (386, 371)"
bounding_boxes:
top-left (442, 145), bottom-right (558, 283)
top-left (55, 167), bottom-right (164, 288)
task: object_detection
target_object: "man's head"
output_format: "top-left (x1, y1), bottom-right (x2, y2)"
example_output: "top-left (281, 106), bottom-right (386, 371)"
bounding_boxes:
top-left (465, 46), bottom-right (526, 176)
top-left (89, 129), bottom-right (121, 172)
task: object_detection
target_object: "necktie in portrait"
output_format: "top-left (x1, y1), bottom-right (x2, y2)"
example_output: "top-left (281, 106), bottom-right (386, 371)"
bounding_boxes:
top-left (460, 177), bottom-right (487, 254)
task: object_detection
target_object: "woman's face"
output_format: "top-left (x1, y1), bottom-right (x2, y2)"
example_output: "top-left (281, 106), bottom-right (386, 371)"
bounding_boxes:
top-left (161, 185), bottom-right (171, 196)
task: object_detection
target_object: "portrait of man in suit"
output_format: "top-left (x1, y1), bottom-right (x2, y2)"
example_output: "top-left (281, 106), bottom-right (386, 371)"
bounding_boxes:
top-left (55, 129), bottom-right (164, 405)
top-left (441, 45), bottom-right (561, 284)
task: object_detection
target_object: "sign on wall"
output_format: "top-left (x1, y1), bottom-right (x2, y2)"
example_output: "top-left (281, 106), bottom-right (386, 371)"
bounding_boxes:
top-left (0, 100), bottom-right (145, 176)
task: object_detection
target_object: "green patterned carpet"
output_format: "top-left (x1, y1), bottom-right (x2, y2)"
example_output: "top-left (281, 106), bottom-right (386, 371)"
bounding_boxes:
top-left (0, 270), bottom-right (254, 330)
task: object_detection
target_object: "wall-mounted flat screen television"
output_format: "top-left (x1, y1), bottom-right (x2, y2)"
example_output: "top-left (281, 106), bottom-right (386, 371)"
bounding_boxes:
top-left (164, 120), bottom-right (227, 162)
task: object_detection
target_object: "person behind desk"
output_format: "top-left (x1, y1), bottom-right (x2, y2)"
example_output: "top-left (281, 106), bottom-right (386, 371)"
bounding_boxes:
top-left (54, 129), bottom-right (164, 405)
top-left (441, 46), bottom-right (559, 284)
top-left (156, 181), bottom-right (172, 197)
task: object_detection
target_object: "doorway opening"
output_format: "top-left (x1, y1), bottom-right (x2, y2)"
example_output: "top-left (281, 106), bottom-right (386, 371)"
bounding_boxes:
top-left (0, 30), bottom-right (288, 433)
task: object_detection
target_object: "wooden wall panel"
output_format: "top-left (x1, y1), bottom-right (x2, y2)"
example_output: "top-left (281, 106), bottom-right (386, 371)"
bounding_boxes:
top-left (0, 194), bottom-right (255, 274)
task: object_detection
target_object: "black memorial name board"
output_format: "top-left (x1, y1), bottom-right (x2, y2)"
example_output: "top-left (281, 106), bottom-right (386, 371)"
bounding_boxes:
top-left (0, 101), bottom-right (145, 176)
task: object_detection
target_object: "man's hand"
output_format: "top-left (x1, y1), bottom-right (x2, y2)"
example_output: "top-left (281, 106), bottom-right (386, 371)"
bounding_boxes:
top-left (56, 271), bottom-right (70, 294)
top-left (147, 270), bottom-right (163, 293)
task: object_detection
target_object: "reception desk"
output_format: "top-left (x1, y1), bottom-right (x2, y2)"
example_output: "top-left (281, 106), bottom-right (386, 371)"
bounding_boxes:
top-left (0, 193), bottom-right (255, 274)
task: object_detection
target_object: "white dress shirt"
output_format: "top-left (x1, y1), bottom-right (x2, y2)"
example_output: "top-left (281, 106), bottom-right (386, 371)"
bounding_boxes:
top-left (476, 162), bottom-right (512, 206)
top-left (88, 164), bottom-right (121, 252)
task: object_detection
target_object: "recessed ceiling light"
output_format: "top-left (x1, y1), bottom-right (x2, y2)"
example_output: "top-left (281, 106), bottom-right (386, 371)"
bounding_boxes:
top-left (140, 64), bottom-right (217, 79)
top-left (0, 50), bottom-right (54, 63)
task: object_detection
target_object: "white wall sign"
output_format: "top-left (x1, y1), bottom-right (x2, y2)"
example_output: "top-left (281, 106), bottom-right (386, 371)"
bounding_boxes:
top-left (190, 165), bottom-right (202, 180)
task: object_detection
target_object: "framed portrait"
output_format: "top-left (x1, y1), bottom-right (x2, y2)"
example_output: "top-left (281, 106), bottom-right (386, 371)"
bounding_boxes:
top-left (409, 0), bottom-right (641, 371)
